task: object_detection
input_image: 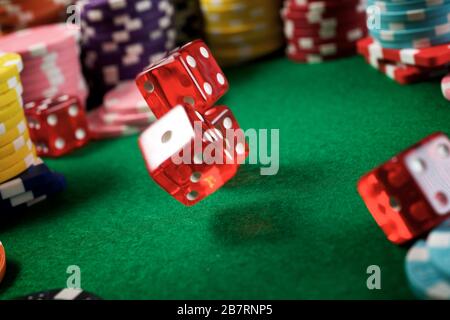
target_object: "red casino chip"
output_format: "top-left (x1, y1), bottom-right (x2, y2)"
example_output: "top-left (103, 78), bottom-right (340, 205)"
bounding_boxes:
top-left (284, 0), bottom-right (363, 12)
top-left (364, 57), bottom-right (450, 84)
top-left (281, 0), bottom-right (367, 63)
top-left (287, 49), bottom-right (358, 63)
top-left (87, 108), bottom-right (151, 140)
top-left (357, 37), bottom-right (450, 68)
top-left (441, 73), bottom-right (450, 100)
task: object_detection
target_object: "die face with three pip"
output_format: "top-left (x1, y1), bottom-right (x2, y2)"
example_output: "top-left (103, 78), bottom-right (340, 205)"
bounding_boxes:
top-left (24, 95), bottom-right (90, 157)
top-left (135, 39), bottom-right (229, 119)
top-left (357, 132), bottom-right (450, 244)
top-left (139, 105), bottom-right (239, 206)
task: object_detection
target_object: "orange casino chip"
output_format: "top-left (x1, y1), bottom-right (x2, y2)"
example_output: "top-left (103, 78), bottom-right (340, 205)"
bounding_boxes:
top-left (0, 241), bottom-right (5, 284)
top-left (0, 0), bottom-right (74, 32)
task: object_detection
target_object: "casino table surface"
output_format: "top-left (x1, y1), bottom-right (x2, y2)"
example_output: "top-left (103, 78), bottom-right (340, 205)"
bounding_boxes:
top-left (1, 53), bottom-right (447, 300)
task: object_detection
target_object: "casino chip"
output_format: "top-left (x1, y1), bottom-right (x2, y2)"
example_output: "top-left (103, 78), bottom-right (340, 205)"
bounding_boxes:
top-left (0, 24), bottom-right (88, 105)
top-left (357, 37), bottom-right (450, 68)
top-left (405, 240), bottom-right (450, 300)
top-left (0, 0), bottom-right (74, 33)
top-left (16, 288), bottom-right (102, 300)
top-left (363, 54), bottom-right (450, 84)
top-left (441, 73), bottom-right (450, 101)
top-left (282, 0), bottom-right (367, 63)
top-left (0, 162), bottom-right (54, 200)
top-left (87, 81), bottom-right (155, 139)
top-left (0, 162), bottom-right (66, 213)
top-left (79, 0), bottom-right (177, 108)
top-left (427, 218), bottom-right (450, 280)
top-left (0, 241), bottom-right (5, 284)
top-left (199, 0), bottom-right (285, 66)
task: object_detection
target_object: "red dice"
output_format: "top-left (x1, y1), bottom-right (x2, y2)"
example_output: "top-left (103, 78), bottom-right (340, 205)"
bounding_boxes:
top-left (136, 40), bottom-right (246, 206)
top-left (136, 40), bottom-right (229, 119)
top-left (139, 105), bottom-right (239, 206)
top-left (24, 95), bottom-right (90, 157)
top-left (358, 132), bottom-right (450, 244)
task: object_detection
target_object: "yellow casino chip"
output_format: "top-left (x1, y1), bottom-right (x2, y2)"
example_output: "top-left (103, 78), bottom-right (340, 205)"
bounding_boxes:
top-left (0, 83), bottom-right (23, 108)
top-left (214, 38), bottom-right (284, 60)
top-left (0, 53), bottom-right (23, 82)
top-left (0, 151), bottom-right (37, 184)
top-left (0, 108), bottom-right (25, 136)
top-left (200, 0), bottom-right (284, 66)
top-left (0, 138), bottom-right (35, 171)
top-left (0, 119), bottom-right (27, 147)
top-left (207, 27), bottom-right (283, 46)
top-left (0, 75), bottom-right (20, 95)
top-left (0, 99), bottom-right (23, 123)
top-left (0, 131), bottom-right (31, 159)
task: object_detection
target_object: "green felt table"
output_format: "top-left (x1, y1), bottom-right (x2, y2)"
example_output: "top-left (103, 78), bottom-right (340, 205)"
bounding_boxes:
top-left (1, 54), bottom-right (448, 300)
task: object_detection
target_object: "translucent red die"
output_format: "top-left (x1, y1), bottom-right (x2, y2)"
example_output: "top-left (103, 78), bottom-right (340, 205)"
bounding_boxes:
top-left (357, 132), bottom-right (450, 244)
top-left (139, 105), bottom-right (240, 206)
top-left (24, 95), bottom-right (90, 157)
top-left (203, 105), bottom-right (249, 165)
top-left (136, 39), bottom-right (229, 119)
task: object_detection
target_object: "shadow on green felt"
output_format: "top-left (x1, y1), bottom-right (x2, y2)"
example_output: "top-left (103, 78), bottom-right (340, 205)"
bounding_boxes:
top-left (224, 162), bottom-right (331, 194)
top-left (210, 201), bottom-right (298, 246)
top-left (211, 161), bottom-right (335, 246)
top-left (0, 164), bottom-right (121, 232)
top-left (0, 196), bottom-right (72, 232)
top-left (0, 260), bottom-right (20, 297)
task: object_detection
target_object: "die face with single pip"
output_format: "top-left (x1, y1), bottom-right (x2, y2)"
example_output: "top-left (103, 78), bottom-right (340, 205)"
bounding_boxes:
top-left (136, 39), bottom-right (229, 119)
top-left (357, 132), bottom-right (450, 244)
top-left (139, 105), bottom-right (239, 206)
top-left (24, 95), bottom-right (90, 157)
top-left (203, 105), bottom-right (249, 165)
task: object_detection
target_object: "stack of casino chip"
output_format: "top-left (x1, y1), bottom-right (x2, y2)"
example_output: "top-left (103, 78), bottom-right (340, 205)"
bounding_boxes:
top-left (87, 81), bottom-right (156, 139)
top-left (199, 0), bottom-right (285, 66)
top-left (358, 1), bottom-right (450, 85)
top-left (357, 37), bottom-right (450, 85)
top-left (0, 53), bottom-right (66, 213)
top-left (173, 0), bottom-right (204, 45)
top-left (367, 0), bottom-right (450, 50)
top-left (282, 0), bottom-right (367, 63)
top-left (0, 24), bottom-right (88, 105)
top-left (0, 52), bottom-right (38, 184)
top-left (405, 218), bottom-right (450, 300)
top-left (79, 0), bottom-right (177, 107)
top-left (0, 0), bottom-right (75, 33)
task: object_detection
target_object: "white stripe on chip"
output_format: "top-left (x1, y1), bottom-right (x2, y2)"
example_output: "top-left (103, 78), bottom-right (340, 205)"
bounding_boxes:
top-left (54, 288), bottom-right (83, 300)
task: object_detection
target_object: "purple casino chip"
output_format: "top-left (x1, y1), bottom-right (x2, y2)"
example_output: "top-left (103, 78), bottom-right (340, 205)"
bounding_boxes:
top-left (83, 30), bottom-right (174, 64)
top-left (79, 0), bottom-right (176, 108)
top-left (79, 0), bottom-right (173, 23)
